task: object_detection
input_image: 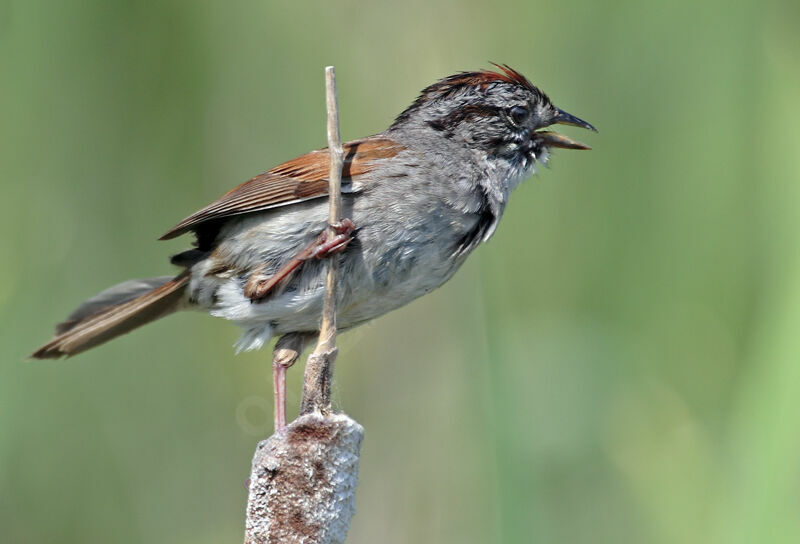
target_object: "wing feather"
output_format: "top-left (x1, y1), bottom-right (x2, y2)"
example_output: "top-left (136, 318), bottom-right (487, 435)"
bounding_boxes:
top-left (159, 137), bottom-right (404, 240)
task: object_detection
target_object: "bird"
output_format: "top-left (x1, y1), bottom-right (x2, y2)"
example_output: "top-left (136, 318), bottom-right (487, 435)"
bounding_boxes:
top-left (31, 64), bottom-right (596, 429)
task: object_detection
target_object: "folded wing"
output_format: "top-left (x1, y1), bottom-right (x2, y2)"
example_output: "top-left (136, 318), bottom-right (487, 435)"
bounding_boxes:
top-left (160, 137), bottom-right (405, 241)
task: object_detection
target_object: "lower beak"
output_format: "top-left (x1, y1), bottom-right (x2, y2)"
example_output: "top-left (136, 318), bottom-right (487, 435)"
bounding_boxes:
top-left (534, 131), bottom-right (592, 150)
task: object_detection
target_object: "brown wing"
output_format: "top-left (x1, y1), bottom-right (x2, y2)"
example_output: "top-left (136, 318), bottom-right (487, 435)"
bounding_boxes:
top-left (159, 137), bottom-right (404, 240)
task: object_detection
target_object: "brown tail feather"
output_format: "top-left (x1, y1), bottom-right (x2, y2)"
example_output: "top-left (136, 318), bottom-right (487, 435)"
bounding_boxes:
top-left (31, 272), bottom-right (190, 359)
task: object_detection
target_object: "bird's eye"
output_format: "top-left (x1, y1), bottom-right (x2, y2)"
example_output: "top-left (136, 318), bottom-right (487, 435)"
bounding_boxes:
top-left (508, 105), bottom-right (529, 126)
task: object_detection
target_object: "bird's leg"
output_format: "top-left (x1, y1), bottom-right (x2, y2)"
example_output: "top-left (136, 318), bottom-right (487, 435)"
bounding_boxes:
top-left (272, 332), bottom-right (314, 431)
top-left (245, 219), bottom-right (356, 302)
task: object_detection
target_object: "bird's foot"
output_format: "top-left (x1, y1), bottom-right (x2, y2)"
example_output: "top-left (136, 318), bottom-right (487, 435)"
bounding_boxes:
top-left (244, 219), bottom-right (356, 302)
top-left (306, 218), bottom-right (356, 259)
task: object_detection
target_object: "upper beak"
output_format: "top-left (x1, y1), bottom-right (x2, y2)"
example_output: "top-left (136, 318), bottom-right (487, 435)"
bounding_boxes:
top-left (553, 108), bottom-right (598, 133)
top-left (536, 107), bottom-right (597, 150)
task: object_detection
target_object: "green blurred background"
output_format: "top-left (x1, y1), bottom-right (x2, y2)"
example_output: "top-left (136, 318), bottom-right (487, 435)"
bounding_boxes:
top-left (2, 0), bottom-right (800, 542)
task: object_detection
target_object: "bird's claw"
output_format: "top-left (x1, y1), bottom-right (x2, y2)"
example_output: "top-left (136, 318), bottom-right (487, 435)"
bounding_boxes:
top-left (308, 218), bottom-right (356, 259)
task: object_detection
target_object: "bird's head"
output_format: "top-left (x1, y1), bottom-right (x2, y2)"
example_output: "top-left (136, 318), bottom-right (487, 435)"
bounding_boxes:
top-left (392, 64), bottom-right (597, 172)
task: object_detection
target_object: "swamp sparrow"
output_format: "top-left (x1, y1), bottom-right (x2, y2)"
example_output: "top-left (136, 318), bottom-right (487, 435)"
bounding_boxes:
top-left (32, 64), bottom-right (596, 428)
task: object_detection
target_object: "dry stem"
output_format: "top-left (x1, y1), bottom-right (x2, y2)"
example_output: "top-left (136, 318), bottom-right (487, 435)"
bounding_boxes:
top-left (243, 66), bottom-right (363, 544)
top-left (300, 66), bottom-right (344, 416)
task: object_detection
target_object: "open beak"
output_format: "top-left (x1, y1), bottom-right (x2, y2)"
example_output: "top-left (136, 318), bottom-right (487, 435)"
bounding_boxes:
top-left (535, 107), bottom-right (597, 150)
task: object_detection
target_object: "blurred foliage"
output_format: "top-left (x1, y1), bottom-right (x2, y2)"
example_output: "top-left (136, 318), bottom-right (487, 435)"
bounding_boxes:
top-left (2, 0), bottom-right (800, 542)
